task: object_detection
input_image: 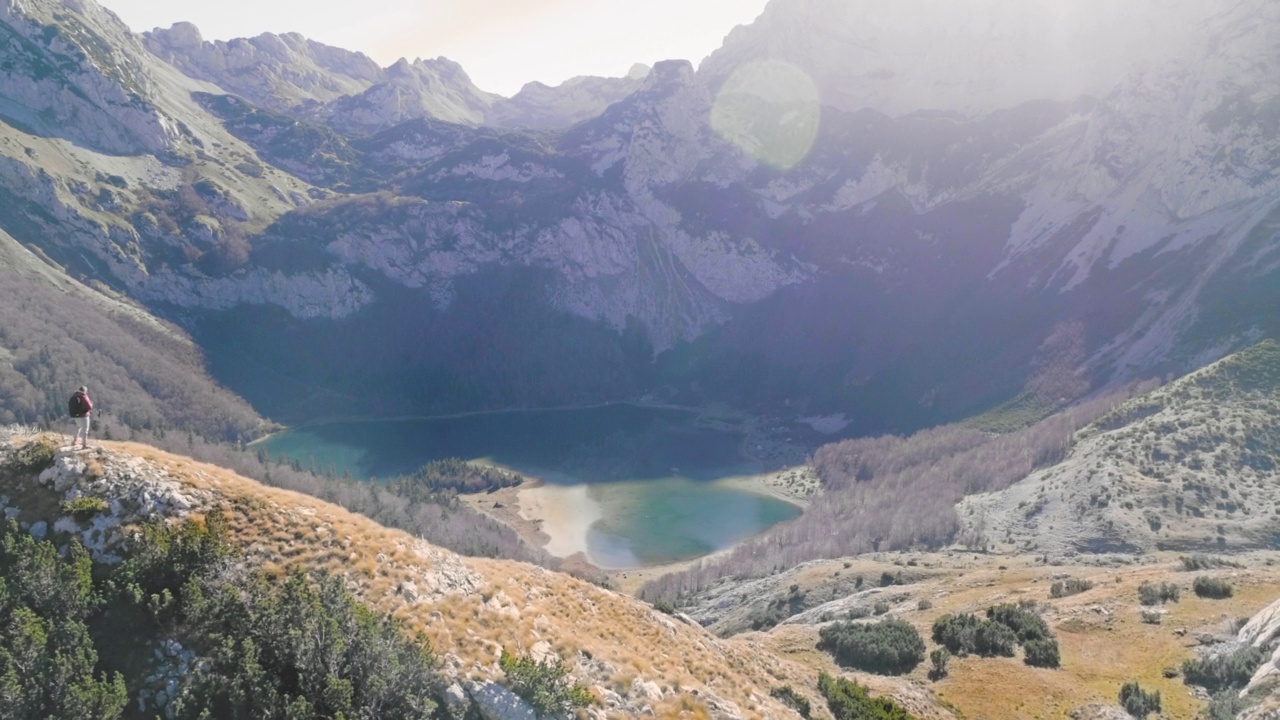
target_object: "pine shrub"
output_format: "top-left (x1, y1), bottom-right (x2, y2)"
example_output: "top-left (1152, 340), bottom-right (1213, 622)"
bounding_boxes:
top-left (770, 685), bottom-right (811, 718)
top-left (499, 649), bottom-right (593, 716)
top-left (1182, 646), bottom-right (1268, 693)
top-left (1138, 581), bottom-right (1180, 606)
top-left (1049, 577), bottom-right (1094, 598)
top-left (63, 496), bottom-right (109, 521)
top-left (1192, 576), bottom-right (1234, 599)
top-left (817, 618), bottom-right (926, 675)
top-left (928, 648), bottom-right (950, 681)
top-left (818, 672), bottom-right (916, 720)
top-left (1023, 638), bottom-right (1060, 668)
top-left (1118, 681), bottom-right (1161, 718)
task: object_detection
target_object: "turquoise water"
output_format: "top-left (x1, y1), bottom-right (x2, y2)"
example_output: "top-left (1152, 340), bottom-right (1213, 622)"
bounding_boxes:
top-left (258, 405), bottom-right (801, 567)
top-left (586, 477), bottom-right (802, 567)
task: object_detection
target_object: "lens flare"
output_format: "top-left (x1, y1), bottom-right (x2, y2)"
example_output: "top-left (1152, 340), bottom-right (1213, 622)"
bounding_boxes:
top-left (710, 60), bottom-right (821, 170)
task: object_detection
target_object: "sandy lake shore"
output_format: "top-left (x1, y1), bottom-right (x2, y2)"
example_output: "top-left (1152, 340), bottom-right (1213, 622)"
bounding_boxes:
top-left (460, 465), bottom-right (819, 593)
top-left (515, 482), bottom-right (604, 559)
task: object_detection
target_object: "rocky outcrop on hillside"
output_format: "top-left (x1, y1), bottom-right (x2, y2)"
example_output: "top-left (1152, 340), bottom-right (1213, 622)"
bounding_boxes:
top-left (1239, 597), bottom-right (1280, 700)
top-left (24, 448), bottom-right (206, 562)
top-left (959, 341), bottom-right (1280, 557)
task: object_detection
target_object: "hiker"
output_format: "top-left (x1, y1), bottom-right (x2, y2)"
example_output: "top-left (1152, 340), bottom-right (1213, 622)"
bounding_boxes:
top-left (69, 386), bottom-right (93, 449)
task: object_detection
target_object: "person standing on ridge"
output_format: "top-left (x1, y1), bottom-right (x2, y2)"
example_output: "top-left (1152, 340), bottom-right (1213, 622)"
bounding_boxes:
top-left (69, 386), bottom-right (93, 449)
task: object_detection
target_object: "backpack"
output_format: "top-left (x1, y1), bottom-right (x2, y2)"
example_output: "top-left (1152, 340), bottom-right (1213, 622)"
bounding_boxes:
top-left (69, 393), bottom-right (89, 418)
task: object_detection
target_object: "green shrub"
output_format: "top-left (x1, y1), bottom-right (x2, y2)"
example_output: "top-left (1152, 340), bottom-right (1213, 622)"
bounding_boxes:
top-left (1119, 681), bottom-right (1161, 717)
top-left (817, 618), bottom-right (926, 675)
top-left (770, 685), bottom-right (811, 718)
top-left (11, 437), bottom-right (58, 474)
top-left (499, 649), bottom-right (592, 716)
top-left (817, 672), bottom-right (916, 720)
top-left (973, 620), bottom-right (1018, 657)
top-left (933, 605), bottom-right (1059, 666)
top-left (1023, 638), bottom-right (1061, 668)
top-left (115, 510), bottom-right (233, 598)
top-left (1192, 576), bottom-right (1234, 599)
top-left (986, 603), bottom-right (1051, 643)
top-left (1180, 555), bottom-right (1243, 571)
top-left (1049, 577), bottom-right (1094, 598)
top-left (1201, 689), bottom-right (1246, 719)
top-left (0, 521), bottom-right (126, 718)
top-left (652, 599), bottom-right (676, 615)
top-left (1138, 581), bottom-right (1180, 605)
top-left (0, 507), bottom-right (450, 720)
top-left (916, 598), bottom-right (933, 611)
top-left (932, 613), bottom-right (980, 656)
top-left (874, 600), bottom-right (891, 616)
top-left (63, 496), bottom-right (109, 522)
top-left (1182, 646), bottom-right (1268, 693)
top-left (928, 648), bottom-right (950, 681)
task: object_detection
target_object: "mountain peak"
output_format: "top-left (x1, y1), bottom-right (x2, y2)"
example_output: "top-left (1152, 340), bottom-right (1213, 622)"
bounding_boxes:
top-left (154, 20), bottom-right (202, 47)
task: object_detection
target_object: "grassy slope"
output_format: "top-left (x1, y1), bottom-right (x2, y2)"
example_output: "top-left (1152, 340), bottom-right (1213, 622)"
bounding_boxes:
top-left (730, 550), bottom-right (1280, 719)
top-left (0, 435), bottom-right (853, 719)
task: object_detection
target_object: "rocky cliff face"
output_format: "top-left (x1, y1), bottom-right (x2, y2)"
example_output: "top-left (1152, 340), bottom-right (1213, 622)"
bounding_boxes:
top-left (143, 22), bottom-right (383, 112)
top-left (0, 0), bottom-right (180, 154)
top-left (0, 0), bottom-right (1276, 424)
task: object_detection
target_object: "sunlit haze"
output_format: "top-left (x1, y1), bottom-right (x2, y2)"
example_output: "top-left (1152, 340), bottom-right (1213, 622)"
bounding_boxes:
top-left (100, 0), bottom-right (772, 96)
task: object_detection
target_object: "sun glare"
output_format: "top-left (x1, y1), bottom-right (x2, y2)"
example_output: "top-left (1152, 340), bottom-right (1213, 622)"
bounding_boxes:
top-left (710, 60), bottom-right (821, 171)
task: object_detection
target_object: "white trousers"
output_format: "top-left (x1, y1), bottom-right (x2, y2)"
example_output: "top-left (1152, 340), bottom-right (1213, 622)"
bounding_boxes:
top-left (73, 416), bottom-right (91, 444)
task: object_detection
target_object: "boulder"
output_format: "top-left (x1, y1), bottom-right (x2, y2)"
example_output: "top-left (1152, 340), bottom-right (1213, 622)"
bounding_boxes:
top-left (466, 681), bottom-right (536, 720)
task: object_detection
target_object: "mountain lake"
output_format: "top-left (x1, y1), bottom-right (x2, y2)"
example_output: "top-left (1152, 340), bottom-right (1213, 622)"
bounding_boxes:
top-left (256, 404), bottom-right (802, 568)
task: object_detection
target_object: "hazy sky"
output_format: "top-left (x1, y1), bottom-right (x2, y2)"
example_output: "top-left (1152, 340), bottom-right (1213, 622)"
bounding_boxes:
top-left (100, 0), bottom-right (772, 96)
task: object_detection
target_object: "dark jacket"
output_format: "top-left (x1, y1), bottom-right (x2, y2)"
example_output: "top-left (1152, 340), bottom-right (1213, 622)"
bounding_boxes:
top-left (69, 391), bottom-right (93, 418)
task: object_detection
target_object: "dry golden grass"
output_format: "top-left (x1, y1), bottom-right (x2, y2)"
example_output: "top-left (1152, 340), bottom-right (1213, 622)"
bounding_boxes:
top-left (9, 435), bottom-right (1275, 719)
top-left (756, 553), bottom-right (1280, 719)
top-left (22, 439), bottom-right (830, 719)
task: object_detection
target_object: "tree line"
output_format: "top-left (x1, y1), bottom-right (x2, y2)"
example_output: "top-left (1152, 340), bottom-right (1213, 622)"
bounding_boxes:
top-left (0, 262), bottom-right (264, 442)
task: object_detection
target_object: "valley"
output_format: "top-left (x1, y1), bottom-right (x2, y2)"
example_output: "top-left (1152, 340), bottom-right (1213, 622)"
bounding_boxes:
top-left (0, 0), bottom-right (1277, 717)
